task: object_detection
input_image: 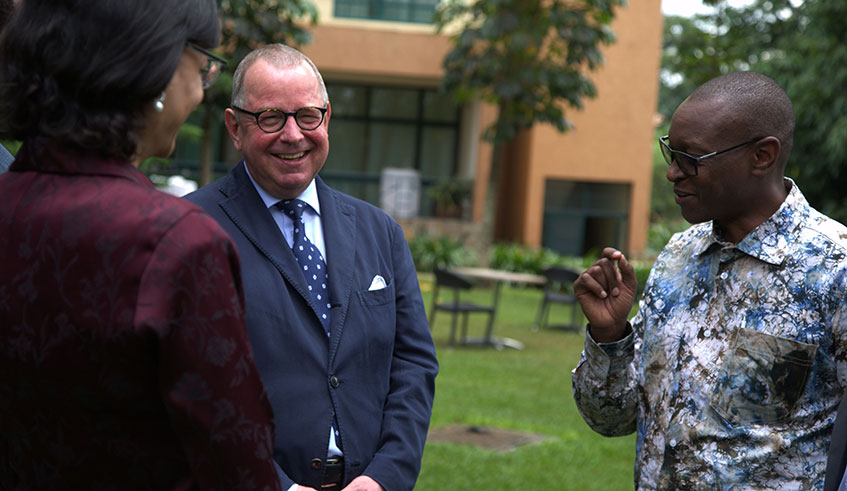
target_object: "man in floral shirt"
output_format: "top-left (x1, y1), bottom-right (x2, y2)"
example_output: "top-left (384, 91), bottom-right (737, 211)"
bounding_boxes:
top-left (572, 71), bottom-right (847, 489)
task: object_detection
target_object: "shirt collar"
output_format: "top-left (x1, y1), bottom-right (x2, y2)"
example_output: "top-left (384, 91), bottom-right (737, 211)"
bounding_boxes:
top-left (694, 178), bottom-right (808, 265)
top-left (243, 162), bottom-right (321, 216)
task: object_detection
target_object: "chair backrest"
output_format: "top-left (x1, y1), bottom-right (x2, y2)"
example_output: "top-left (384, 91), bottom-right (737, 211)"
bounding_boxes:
top-left (434, 267), bottom-right (474, 290)
top-left (542, 266), bottom-right (580, 289)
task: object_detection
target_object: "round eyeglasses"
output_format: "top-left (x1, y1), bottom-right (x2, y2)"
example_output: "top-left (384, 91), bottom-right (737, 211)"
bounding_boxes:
top-left (232, 105), bottom-right (328, 133)
top-left (186, 42), bottom-right (227, 89)
top-left (659, 135), bottom-right (762, 177)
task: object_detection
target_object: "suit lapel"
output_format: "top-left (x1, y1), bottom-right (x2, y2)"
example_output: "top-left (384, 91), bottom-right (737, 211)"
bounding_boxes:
top-left (217, 162), bottom-right (314, 311)
top-left (317, 177), bottom-right (357, 357)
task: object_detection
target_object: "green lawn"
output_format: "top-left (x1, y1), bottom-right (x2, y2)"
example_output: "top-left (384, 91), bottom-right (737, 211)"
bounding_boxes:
top-left (416, 275), bottom-right (635, 490)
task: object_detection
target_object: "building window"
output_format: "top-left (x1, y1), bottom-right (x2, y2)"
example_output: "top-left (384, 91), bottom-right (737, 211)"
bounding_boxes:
top-left (542, 180), bottom-right (631, 256)
top-left (321, 82), bottom-right (461, 216)
top-left (334, 0), bottom-right (440, 24)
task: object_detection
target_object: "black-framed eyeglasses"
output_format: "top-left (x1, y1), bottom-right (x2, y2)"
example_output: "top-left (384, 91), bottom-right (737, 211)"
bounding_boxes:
top-left (186, 42), bottom-right (227, 89)
top-left (231, 105), bottom-right (328, 133)
top-left (659, 135), bottom-right (762, 177)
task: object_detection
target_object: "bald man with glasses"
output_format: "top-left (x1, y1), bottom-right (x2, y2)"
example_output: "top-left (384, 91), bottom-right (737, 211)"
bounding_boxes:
top-left (571, 71), bottom-right (847, 489)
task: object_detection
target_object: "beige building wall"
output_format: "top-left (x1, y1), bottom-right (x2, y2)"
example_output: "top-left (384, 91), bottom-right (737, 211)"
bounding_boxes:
top-left (301, 1), bottom-right (662, 256)
top-left (521, 0), bottom-right (663, 255)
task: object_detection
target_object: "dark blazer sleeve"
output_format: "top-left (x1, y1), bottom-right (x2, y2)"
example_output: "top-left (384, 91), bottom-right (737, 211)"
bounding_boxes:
top-left (825, 393), bottom-right (847, 491)
top-left (134, 210), bottom-right (282, 491)
top-left (361, 217), bottom-right (439, 491)
top-left (183, 172), bottom-right (299, 491)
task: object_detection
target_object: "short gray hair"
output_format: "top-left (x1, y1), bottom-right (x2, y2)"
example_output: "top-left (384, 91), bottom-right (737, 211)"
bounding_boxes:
top-left (231, 43), bottom-right (328, 108)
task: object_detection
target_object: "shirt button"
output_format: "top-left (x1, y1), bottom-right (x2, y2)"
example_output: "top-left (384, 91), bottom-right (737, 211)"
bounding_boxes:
top-left (311, 458), bottom-right (323, 470)
top-left (720, 272), bottom-right (728, 280)
top-left (330, 375), bottom-right (340, 388)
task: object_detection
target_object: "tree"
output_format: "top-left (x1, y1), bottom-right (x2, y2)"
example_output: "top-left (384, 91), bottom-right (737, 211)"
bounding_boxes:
top-left (659, 0), bottom-right (847, 223)
top-left (194, 0), bottom-right (318, 186)
top-left (659, 0), bottom-right (797, 121)
top-left (433, 0), bottom-right (623, 239)
top-left (761, 0), bottom-right (847, 222)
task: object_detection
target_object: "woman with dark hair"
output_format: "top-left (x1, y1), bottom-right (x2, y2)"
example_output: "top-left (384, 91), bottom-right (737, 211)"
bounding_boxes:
top-left (0, 1), bottom-right (283, 489)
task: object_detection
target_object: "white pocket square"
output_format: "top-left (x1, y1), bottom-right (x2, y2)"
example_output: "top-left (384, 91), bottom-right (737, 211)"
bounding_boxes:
top-left (368, 275), bottom-right (387, 291)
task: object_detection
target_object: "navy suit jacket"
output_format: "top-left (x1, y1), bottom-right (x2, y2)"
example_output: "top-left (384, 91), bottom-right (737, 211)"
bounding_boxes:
top-left (186, 162), bottom-right (438, 491)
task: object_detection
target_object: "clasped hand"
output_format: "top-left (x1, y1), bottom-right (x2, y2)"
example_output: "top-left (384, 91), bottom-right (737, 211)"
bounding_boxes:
top-left (298, 475), bottom-right (383, 491)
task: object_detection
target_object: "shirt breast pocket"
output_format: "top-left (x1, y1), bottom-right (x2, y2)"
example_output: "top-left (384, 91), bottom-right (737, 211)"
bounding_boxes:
top-left (711, 327), bottom-right (816, 426)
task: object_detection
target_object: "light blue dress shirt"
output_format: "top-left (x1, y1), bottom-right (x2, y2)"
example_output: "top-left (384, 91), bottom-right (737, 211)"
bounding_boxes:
top-left (0, 144), bottom-right (13, 173)
top-left (243, 166), bottom-right (343, 469)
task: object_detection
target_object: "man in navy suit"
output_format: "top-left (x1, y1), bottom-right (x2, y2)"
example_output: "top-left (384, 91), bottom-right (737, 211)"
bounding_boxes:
top-left (186, 44), bottom-right (438, 491)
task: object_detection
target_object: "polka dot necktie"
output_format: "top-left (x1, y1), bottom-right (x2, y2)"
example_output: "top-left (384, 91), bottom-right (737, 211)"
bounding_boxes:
top-left (278, 199), bottom-right (331, 334)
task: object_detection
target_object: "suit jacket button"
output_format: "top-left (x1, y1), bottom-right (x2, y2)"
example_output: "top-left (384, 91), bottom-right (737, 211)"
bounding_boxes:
top-left (330, 375), bottom-right (340, 388)
top-left (311, 458), bottom-right (323, 470)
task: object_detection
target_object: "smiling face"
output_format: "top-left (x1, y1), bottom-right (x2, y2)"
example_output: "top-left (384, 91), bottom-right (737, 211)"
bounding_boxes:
top-left (225, 58), bottom-right (330, 199)
top-left (666, 97), bottom-right (758, 235)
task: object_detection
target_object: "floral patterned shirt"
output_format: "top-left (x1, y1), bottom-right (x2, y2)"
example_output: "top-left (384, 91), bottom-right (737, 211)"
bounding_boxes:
top-left (573, 180), bottom-right (847, 490)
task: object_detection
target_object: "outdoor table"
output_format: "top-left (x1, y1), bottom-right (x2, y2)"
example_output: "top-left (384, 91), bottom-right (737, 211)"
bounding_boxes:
top-left (451, 267), bottom-right (546, 350)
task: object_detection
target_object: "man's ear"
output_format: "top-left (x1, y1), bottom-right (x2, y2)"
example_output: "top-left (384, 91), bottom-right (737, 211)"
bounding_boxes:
top-left (324, 101), bottom-right (331, 130)
top-left (224, 108), bottom-right (242, 152)
top-left (750, 136), bottom-right (781, 175)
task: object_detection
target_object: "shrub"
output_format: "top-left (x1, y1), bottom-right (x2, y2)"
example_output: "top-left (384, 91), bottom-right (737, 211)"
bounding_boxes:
top-left (488, 242), bottom-right (562, 274)
top-left (408, 232), bottom-right (477, 272)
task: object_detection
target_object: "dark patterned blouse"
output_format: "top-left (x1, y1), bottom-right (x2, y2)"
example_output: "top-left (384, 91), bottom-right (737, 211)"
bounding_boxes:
top-left (0, 139), bottom-right (282, 490)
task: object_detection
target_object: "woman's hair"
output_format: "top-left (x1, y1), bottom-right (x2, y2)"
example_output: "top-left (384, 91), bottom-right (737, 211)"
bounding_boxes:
top-left (0, 0), bottom-right (220, 160)
top-left (0, 0), bottom-right (13, 29)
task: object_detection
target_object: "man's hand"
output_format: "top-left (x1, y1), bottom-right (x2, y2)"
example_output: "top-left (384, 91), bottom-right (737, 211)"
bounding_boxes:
top-left (340, 475), bottom-right (383, 491)
top-left (574, 247), bottom-right (638, 343)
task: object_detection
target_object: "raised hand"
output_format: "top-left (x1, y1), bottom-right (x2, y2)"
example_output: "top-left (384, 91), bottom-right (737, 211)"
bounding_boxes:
top-left (574, 248), bottom-right (638, 343)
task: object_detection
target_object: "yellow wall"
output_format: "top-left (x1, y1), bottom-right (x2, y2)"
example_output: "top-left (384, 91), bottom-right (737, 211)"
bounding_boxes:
top-left (302, 1), bottom-right (662, 256)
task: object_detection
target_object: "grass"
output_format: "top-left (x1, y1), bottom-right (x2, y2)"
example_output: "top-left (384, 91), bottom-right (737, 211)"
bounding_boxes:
top-left (416, 274), bottom-right (635, 490)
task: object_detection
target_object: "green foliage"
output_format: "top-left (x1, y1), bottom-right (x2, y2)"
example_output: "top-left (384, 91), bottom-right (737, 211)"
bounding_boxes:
top-left (427, 179), bottom-right (473, 218)
top-left (659, 0), bottom-right (797, 121)
top-left (659, 0), bottom-right (847, 224)
top-left (434, 0), bottom-right (625, 145)
top-left (761, 0), bottom-right (847, 224)
top-left (219, 0), bottom-right (317, 52)
top-left (409, 233), bottom-right (477, 272)
top-left (649, 124), bottom-right (676, 220)
top-left (0, 139), bottom-right (20, 156)
top-left (647, 220), bottom-right (688, 256)
top-left (648, 123), bottom-right (689, 255)
top-left (489, 243), bottom-right (565, 274)
top-left (208, 0), bottom-right (318, 109)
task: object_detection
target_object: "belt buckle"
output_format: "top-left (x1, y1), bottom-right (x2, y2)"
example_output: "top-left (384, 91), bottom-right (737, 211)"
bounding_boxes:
top-left (322, 457), bottom-right (344, 489)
